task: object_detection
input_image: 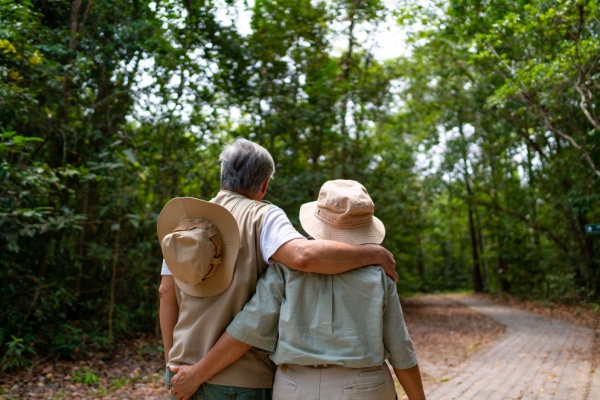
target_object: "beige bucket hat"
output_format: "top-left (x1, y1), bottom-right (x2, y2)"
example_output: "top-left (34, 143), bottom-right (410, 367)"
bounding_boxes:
top-left (299, 180), bottom-right (385, 245)
top-left (157, 197), bottom-right (240, 297)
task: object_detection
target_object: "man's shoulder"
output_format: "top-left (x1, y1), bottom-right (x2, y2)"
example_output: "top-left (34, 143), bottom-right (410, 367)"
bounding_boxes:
top-left (214, 190), bottom-right (272, 213)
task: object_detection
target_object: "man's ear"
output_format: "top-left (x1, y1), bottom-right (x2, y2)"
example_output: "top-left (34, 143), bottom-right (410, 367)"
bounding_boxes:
top-left (260, 178), bottom-right (270, 195)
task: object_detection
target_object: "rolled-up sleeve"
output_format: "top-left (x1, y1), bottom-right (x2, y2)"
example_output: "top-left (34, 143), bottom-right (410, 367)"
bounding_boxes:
top-left (226, 264), bottom-right (285, 352)
top-left (260, 206), bottom-right (304, 264)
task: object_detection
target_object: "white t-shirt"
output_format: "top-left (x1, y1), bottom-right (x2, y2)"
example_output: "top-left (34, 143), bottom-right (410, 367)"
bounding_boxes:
top-left (161, 205), bottom-right (304, 275)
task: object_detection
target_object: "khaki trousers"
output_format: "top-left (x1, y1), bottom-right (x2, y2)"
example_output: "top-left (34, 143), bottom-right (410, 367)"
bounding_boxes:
top-left (272, 363), bottom-right (397, 400)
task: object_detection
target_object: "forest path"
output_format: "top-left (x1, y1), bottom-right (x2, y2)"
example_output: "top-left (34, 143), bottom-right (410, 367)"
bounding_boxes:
top-left (423, 294), bottom-right (599, 400)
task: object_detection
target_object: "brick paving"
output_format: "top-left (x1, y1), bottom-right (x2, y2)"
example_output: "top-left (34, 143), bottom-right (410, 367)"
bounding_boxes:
top-left (424, 294), bottom-right (598, 400)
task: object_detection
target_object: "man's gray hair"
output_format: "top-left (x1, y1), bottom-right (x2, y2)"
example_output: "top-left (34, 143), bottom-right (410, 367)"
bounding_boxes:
top-left (219, 138), bottom-right (275, 194)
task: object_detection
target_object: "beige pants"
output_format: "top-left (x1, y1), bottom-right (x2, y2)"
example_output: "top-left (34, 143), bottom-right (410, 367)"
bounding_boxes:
top-left (272, 363), bottom-right (397, 400)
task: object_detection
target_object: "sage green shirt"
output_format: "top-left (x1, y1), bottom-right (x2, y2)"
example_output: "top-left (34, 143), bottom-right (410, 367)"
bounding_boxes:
top-left (227, 263), bottom-right (418, 370)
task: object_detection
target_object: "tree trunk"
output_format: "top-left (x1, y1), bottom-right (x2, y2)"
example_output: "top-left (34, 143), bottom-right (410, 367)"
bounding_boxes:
top-left (467, 198), bottom-right (484, 292)
top-left (458, 122), bottom-right (484, 292)
top-left (415, 230), bottom-right (425, 281)
top-left (108, 192), bottom-right (122, 342)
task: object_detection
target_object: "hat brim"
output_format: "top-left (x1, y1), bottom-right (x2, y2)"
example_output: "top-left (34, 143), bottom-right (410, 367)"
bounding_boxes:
top-left (299, 201), bottom-right (385, 245)
top-left (157, 197), bottom-right (240, 297)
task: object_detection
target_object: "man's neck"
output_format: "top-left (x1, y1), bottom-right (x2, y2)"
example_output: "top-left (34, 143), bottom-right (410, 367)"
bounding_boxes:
top-left (220, 188), bottom-right (264, 201)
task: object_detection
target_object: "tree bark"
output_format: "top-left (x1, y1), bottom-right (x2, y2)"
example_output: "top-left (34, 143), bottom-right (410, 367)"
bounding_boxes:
top-left (108, 192), bottom-right (122, 342)
top-left (458, 122), bottom-right (484, 292)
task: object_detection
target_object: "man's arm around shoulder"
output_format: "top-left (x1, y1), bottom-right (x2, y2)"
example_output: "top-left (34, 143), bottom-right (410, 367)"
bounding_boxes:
top-left (272, 238), bottom-right (398, 281)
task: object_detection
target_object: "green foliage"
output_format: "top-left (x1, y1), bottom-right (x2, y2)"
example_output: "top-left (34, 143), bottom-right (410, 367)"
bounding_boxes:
top-left (72, 366), bottom-right (100, 385)
top-left (0, 336), bottom-right (36, 372)
top-left (0, 0), bottom-right (180, 365)
top-left (395, 0), bottom-right (600, 300)
top-left (52, 324), bottom-right (84, 359)
top-left (110, 376), bottom-right (135, 391)
top-left (1, 0), bottom-right (599, 373)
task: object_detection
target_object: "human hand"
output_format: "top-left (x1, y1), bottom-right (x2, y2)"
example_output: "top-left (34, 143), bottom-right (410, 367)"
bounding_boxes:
top-left (379, 246), bottom-right (398, 282)
top-left (169, 365), bottom-right (202, 400)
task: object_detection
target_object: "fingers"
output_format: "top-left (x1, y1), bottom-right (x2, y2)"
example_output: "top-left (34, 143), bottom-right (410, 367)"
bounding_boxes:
top-left (169, 367), bottom-right (190, 400)
top-left (170, 387), bottom-right (186, 400)
top-left (382, 247), bottom-right (395, 263)
top-left (169, 368), bottom-right (180, 398)
top-left (382, 263), bottom-right (398, 282)
top-left (381, 247), bottom-right (398, 282)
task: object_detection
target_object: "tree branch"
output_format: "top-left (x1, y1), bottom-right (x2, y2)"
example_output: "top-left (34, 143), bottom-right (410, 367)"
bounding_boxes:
top-left (473, 199), bottom-right (569, 253)
top-left (575, 78), bottom-right (600, 133)
top-left (541, 112), bottom-right (600, 178)
top-left (79, 0), bottom-right (95, 35)
top-left (69, 0), bottom-right (83, 51)
top-left (487, 43), bottom-right (600, 178)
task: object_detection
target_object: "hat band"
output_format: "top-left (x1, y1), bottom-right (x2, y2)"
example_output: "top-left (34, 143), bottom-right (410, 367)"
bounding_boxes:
top-left (315, 209), bottom-right (373, 228)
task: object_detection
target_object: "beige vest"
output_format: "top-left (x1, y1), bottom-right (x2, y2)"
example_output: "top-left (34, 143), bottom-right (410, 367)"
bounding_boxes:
top-left (168, 190), bottom-right (276, 388)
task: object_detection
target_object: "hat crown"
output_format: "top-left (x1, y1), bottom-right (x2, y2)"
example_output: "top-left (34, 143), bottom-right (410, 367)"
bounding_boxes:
top-left (161, 219), bottom-right (222, 284)
top-left (315, 180), bottom-right (374, 228)
top-left (299, 180), bottom-right (385, 245)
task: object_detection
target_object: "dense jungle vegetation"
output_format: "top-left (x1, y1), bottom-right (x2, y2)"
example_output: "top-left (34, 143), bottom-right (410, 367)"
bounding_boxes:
top-left (1, 0), bottom-right (599, 370)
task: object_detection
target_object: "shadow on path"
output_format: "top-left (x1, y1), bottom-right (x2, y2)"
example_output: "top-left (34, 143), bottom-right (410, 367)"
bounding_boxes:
top-left (424, 294), bottom-right (598, 400)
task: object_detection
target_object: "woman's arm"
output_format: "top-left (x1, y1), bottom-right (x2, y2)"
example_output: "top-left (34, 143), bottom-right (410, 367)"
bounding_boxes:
top-left (394, 365), bottom-right (426, 400)
top-left (169, 333), bottom-right (251, 400)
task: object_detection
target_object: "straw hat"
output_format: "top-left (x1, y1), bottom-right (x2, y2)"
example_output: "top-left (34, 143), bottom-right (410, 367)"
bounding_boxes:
top-left (157, 197), bottom-right (240, 297)
top-left (299, 180), bottom-right (385, 245)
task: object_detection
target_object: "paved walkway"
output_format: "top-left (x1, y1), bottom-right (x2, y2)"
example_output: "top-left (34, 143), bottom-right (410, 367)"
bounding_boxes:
top-left (424, 295), bottom-right (598, 400)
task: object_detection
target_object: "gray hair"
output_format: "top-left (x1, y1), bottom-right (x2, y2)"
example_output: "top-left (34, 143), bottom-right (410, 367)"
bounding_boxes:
top-left (219, 138), bottom-right (275, 194)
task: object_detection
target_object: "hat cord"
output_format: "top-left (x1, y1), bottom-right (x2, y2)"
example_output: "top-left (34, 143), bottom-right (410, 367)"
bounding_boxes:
top-left (201, 232), bottom-right (222, 281)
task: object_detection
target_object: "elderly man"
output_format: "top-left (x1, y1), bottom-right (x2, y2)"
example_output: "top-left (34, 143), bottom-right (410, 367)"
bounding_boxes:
top-left (159, 138), bottom-right (397, 399)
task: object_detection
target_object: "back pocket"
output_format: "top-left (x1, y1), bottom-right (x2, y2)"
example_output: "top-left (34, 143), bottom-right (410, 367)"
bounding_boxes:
top-left (342, 380), bottom-right (386, 395)
top-left (273, 375), bottom-right (298, 394)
